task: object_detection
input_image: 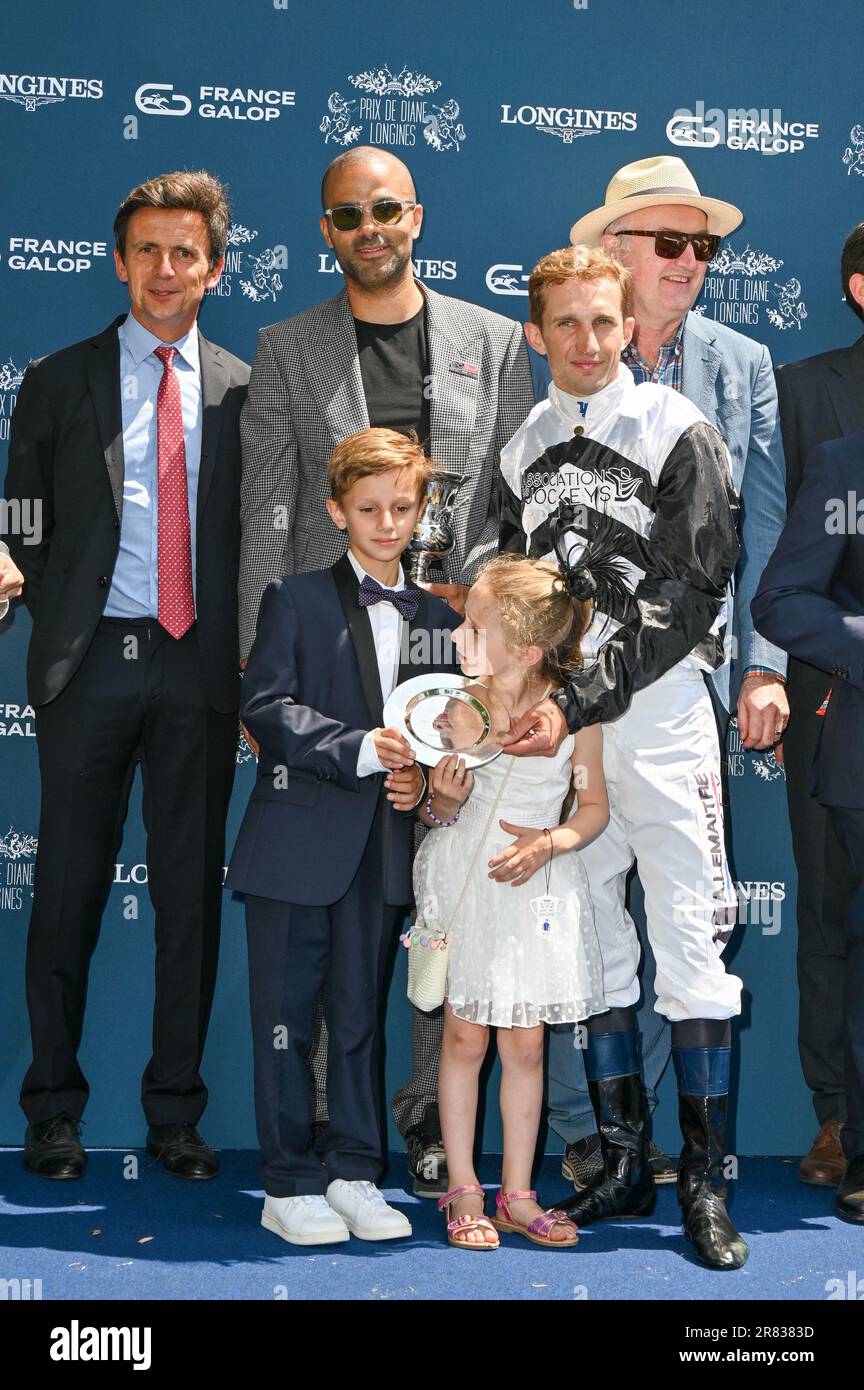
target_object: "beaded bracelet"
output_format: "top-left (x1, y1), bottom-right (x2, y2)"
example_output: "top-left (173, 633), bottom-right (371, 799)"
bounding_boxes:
top-left (424, 792), bottom-right (461, 827)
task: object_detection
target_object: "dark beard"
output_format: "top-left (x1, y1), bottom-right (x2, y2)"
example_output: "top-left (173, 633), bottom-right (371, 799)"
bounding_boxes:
top-left (338, 239), bottom-right (413, 290)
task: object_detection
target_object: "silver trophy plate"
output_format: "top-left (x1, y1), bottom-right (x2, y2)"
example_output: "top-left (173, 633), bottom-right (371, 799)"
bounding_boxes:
top-left (383, 673), bottom-right (510, 769)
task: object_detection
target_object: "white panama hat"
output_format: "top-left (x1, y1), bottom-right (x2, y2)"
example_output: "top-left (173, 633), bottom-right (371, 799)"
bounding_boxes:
top-left (569, 155), bottom-right (743, 245)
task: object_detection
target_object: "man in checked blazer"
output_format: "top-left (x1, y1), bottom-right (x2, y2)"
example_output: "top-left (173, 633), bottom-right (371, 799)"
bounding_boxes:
top-left (239, 146), bottom-right (534, 1195)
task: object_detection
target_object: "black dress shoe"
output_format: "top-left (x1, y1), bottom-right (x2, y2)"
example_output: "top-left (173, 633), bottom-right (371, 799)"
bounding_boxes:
top-left (405, 1103), bottom-right (449, 1197)
top-left (24, 1113), bottom-right (86, 1180)
top-left (146, 1123), bottom-right (219, 1179)
top-left (834, 1154), bottom-right (864, 1223)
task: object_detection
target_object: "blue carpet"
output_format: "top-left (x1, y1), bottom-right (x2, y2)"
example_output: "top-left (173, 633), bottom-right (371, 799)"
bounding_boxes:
top-left (0, 1151), bottom-right (858, 1301)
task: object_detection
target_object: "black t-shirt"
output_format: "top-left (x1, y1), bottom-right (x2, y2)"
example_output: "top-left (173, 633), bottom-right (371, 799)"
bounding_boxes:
top-left (353, 302), bottom-right (430, 445)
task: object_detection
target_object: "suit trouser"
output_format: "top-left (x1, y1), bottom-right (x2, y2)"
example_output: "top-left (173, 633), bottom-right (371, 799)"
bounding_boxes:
top-left (245, 799), bottom-right (406, 1196)
top-left (19, 619), bottom-right (237, 1126)
top-left (784, 659), bottom-right (853, 1126)
top-left (311, 818), bottom-right (442, 1138)
top-left (823, 808), bottom-right (864, 1159)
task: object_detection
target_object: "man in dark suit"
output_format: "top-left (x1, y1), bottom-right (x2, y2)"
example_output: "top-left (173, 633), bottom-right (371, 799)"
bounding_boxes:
top-left (752, 428), bottom-right (864, 1222)
top-left (773, 222), bottom-right (864, 1186)
top-left (2, 170), bottom-right (249, 1180)
top-left (227, 430), bottom-right (463, 1244)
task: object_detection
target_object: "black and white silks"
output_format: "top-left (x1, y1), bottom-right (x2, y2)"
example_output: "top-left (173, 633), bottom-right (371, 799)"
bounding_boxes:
top-left (499, 364), bottom-right (740, 729)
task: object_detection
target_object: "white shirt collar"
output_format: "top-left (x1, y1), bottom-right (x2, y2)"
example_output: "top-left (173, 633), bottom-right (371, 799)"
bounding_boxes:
top-left (346, 547), bottom-right (406, 591)
top-left (549, 360), bottom-right (632, 430)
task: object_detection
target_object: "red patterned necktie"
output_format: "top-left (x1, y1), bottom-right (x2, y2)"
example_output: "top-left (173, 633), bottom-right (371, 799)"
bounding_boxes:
top-left (154, 345), bottom-right (195, 639)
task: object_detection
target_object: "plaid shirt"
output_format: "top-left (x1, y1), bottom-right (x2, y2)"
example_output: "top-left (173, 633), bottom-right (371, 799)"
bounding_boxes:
top-left (622, 318), bottom-right (686, 391)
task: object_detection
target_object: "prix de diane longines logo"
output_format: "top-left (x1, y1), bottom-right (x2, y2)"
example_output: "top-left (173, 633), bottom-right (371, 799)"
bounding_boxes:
top-left (321, 66), bottom-right (465, 151)
top-left (0, 73), bottom-right (102, 112)
top-left (207, 223), bottom-right (287, 303)
top-left (843, 125), bottom-right (864, 177)
top-left (0, 359), bottom-right (24, 442)
top-left (697, 243), bottom-right (808, 331)
top-left (134, 82), bottom-right (295, 122)
top-left (0, 826), bottom-right (37, 913)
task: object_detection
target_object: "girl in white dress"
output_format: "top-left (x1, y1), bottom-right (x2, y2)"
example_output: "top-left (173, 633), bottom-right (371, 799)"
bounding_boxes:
top-left (413, 556), bottom-right (609, 1249)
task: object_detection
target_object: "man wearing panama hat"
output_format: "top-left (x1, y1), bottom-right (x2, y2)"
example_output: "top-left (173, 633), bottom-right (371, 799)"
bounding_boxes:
top-left (539, 154), bottom-right (788, 1219)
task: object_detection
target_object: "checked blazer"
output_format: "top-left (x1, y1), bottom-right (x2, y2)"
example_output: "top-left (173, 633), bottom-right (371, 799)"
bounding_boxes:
top-left (238, 284), bottom-right (534, 657)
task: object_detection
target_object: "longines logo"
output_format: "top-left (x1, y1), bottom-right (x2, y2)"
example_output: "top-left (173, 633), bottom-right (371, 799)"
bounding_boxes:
top-left (0, 358), bottom-right (24, 443)
top-left (318, 252), bottom-right (457, 282)
top-left (667, 102), bottom-right (819, 156)
top-left (0, 827), bottom-right (37, 913)
top-left (843, 125), bottom-right (864, 177)
top-left (486, 264), bottom-right (529, 296)
top-left (207, 223), bottom-right (287, 303)
top-left (699, 242), bottom-right (807, 331)
top-left (0, 74), bottom-right (102, 112)
top-left (321, 66), bottom-right (465, 152)
top-left (500, 104), bottom-right (637, 141)
top-left (4, 237), bottom-right (108, 273)
top-left (135, 83), bottom-right (296, 122)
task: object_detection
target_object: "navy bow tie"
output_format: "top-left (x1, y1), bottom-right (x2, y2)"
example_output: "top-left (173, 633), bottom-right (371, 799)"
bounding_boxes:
top-left (358, 573), bottom-right (420, 621)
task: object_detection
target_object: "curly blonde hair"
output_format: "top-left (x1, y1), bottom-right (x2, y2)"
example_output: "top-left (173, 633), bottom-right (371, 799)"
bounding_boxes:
top-left (474, 554), bottom-right (592, 684)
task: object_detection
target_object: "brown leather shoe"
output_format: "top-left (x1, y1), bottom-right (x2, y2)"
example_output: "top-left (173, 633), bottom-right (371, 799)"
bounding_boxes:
top-left (799, 1120), bottom-right (847, 1186)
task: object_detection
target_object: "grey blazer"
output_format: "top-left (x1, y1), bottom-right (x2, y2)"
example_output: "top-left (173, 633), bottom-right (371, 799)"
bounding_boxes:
top-left (238, 284), bottom-right (534, 657)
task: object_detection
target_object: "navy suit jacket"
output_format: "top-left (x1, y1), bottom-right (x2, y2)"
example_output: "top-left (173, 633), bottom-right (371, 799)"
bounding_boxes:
top-left (751, 430), bottom-right (864, 808)
top-left (226, 554), bottom-right (463, 905)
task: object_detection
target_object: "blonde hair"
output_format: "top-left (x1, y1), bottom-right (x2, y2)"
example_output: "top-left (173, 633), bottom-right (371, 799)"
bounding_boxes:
top-left (328, 427), bottom-right (432, 502)
top-left (475, 554), bottom-right (592, 684)
top-left (528, 244), bottom-right (632, 328)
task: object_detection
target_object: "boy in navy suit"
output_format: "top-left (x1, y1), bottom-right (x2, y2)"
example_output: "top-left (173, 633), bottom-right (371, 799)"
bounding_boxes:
top-left (227, 429), bottom-right (462, 1245)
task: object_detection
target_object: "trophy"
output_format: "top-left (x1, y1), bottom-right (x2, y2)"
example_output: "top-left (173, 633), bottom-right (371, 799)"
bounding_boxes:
top-left (383, 674), bottom-right (509, 769)
top-left (405, 469), bottom-right (467, 585)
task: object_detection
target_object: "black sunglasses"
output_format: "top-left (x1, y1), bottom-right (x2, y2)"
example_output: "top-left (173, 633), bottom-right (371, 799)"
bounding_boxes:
top-left (323, 199), bottom-right (416, 232)
top-left (613, 229), bottom-right (721, 262)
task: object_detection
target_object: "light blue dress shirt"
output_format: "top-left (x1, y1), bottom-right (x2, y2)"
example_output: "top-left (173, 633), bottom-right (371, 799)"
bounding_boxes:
top-left (105, 314), bottom-right (202, 618)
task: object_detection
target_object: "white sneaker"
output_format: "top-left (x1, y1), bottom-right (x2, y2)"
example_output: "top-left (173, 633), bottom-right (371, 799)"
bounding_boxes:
top-left (325, 1180), bottom-right (412, 1241)
top-left (261, 1193), bottom-right (350, 1246)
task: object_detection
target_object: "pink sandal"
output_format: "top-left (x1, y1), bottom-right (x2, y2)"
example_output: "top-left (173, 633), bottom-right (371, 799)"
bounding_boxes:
top-left (438, 1184), bottom-right (500, 1250)
top-left (491, 1189), bottom-right (579, 1247)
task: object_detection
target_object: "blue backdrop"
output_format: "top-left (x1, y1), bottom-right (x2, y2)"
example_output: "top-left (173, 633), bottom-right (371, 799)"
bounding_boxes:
top-left (1, 0), bottom-right (861, 1155)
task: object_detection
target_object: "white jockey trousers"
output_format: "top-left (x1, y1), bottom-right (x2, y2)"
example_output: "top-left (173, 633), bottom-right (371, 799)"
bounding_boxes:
top-left (581, 665), bottom-right (743, 1022)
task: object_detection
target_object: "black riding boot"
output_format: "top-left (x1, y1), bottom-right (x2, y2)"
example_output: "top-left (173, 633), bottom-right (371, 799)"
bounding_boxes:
top-left (557, 1025), bottom-right (655, 1222)
top-left (674, 1040), bottom-right (749, 1270)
